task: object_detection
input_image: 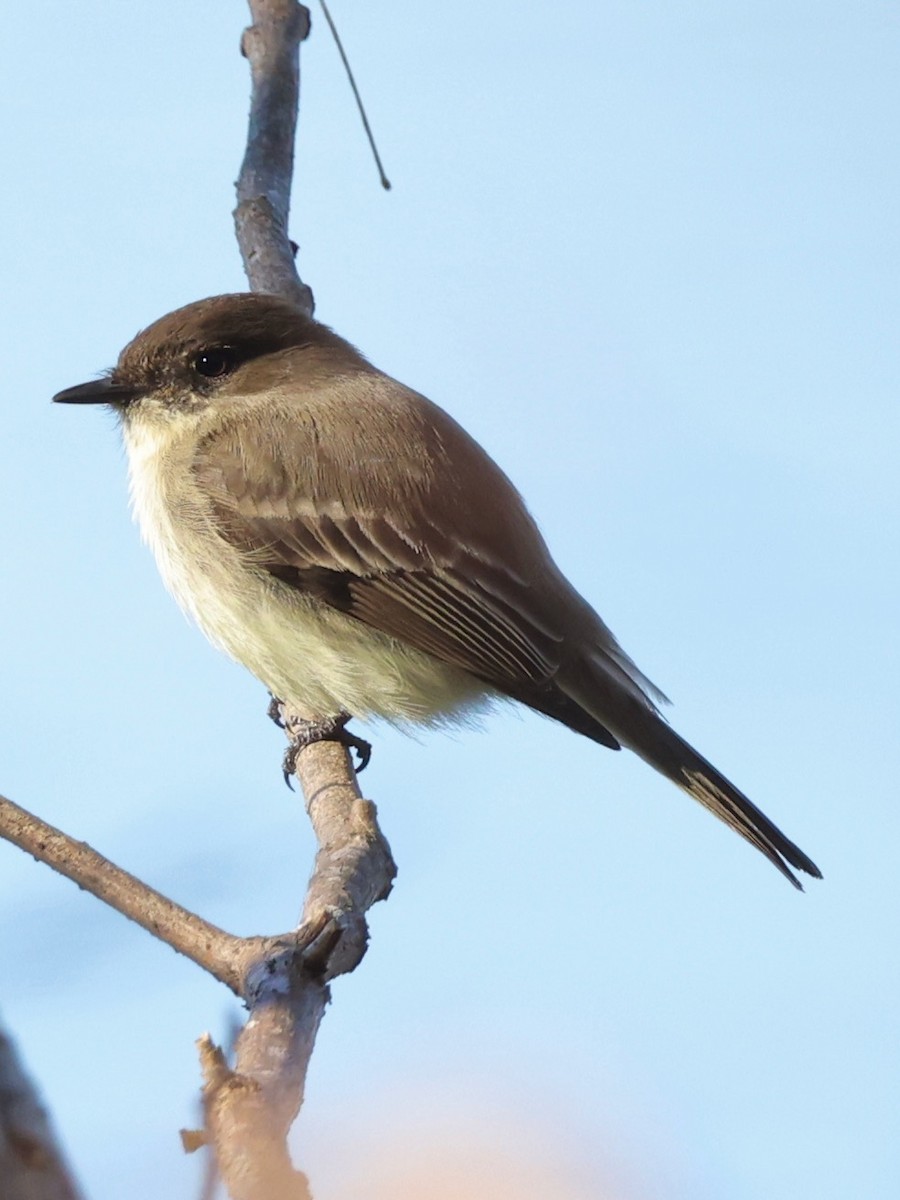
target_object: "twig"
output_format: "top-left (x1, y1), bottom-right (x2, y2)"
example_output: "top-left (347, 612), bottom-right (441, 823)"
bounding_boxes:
top-left (0, 795), bottom-right (248, 993)
top-left (319, 0), bottom-right (392, 189)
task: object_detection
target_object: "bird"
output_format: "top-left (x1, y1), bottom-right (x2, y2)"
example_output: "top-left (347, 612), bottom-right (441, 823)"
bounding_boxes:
top-left (53, 292), bottom-right (821, 889)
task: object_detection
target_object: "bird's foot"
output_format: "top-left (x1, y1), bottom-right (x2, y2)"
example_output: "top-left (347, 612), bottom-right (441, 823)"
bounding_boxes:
top-left (267, 694), bottom-right (286, 728)
top-left (280, 710), bottom-right (372, 786)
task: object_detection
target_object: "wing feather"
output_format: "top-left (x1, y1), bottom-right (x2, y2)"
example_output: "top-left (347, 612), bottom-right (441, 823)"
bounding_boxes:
top-left (195, 426), bottom-right (565, 686)
top-left (191, 408), bottom-right (624, 750)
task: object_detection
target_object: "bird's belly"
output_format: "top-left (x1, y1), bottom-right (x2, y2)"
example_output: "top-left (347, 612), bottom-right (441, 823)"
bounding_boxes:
top-left (191, 563), bottom-right (491, 724)
top-left (127, 432), bottom-right (489, 724)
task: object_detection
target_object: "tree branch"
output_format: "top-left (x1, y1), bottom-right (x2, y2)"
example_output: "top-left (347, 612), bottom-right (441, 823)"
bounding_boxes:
top-left (235, 0), bottom-right (314, 315)
top-left (0, 795), bottom-right (247, 993)
top-left (0, 2), bottom-right (397, 1195)
top-left (0, 741), bottom-right (395, 1196)
top-left (193, 742), bottom-right (395, 1200)
top-left (204, 3), bottom-right (399, 1193)
top-left (0, 1021), bottom-right (85, 1200)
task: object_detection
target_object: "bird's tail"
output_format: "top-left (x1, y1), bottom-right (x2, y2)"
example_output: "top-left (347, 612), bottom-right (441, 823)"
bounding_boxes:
top-left (625, 712), bottom-right (821, 888)
top-left (559, 657), bottom-right (822, 888)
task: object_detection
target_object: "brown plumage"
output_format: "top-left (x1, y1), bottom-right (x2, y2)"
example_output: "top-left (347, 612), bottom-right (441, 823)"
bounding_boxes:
top-left (53, 293), bottom-right (821, 888)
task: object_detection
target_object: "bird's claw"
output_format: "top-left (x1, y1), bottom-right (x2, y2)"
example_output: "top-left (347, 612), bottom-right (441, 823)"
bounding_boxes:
top-left (278, 710), bottom-right (372, 787)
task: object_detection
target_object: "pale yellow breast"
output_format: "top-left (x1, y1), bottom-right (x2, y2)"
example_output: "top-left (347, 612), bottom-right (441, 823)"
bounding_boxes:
top-left (122, 415), bottom-right (490, 724)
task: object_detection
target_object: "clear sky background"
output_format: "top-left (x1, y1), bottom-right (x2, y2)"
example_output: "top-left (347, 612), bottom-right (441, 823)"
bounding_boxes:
top-left (2, 2), bottom-right (898, 1197)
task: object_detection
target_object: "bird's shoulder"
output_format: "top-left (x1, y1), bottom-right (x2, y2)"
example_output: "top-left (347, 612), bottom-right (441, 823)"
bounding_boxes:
top-left (192, 367), bottom-right (529, 537)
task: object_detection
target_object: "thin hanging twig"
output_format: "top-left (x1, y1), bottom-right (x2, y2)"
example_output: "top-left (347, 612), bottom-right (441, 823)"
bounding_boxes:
top-left (319, 0), bottom-right (392, 189)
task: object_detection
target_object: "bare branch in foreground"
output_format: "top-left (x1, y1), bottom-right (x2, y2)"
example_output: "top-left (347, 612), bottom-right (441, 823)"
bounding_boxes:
top-left (0, 1022), bottom-right (85, 1200)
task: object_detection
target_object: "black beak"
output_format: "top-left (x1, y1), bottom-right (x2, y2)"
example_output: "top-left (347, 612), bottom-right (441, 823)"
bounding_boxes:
top-left (53, 377), bottom-right (137, 406)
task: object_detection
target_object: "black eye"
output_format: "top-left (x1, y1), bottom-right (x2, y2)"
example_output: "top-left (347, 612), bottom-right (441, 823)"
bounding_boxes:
top-left (193, 347), bottom-right (236, 378)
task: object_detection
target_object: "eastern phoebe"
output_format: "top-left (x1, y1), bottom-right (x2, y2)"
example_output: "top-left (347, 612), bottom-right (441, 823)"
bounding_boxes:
top-left (54, 293), bottom-right (820, 888)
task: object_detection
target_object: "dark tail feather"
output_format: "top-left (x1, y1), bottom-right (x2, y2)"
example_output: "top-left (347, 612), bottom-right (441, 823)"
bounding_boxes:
top-left (626, 713), bottom-right (821, 889)
top-left (557, 660), bottom-right (822, 888)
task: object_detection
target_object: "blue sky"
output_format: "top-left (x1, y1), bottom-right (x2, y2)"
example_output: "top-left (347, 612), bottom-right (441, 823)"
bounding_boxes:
top-left (2, 3), bottom-right (898, 1197)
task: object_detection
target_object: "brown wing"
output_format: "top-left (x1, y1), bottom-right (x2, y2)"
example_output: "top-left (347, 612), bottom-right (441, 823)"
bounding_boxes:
top-left (192, 409), bottom-right (622, 748)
